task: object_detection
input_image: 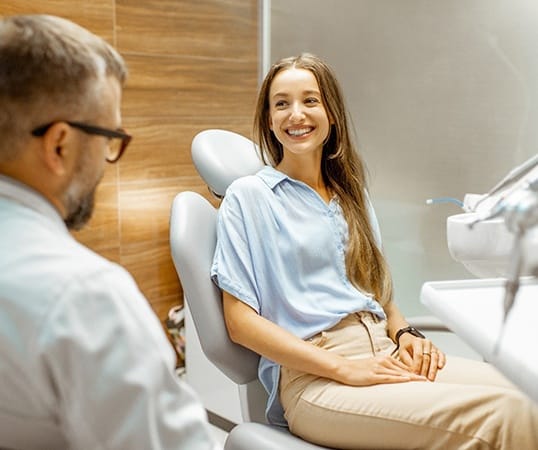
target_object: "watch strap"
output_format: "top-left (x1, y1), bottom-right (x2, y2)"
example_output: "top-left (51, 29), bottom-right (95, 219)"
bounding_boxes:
top-left (394, 326), bottom-right (425, 346)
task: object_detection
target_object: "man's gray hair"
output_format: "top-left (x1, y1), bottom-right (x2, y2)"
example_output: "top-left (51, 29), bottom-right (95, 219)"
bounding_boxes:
top-left (0, 15), bottom-right (127, 161)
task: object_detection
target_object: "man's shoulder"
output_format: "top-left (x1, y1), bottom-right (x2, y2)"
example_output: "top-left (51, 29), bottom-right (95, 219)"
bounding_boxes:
top-left (0, 215), bottom-right (132, 311)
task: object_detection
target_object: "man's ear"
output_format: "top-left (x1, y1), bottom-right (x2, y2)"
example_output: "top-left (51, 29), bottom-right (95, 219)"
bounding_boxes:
top-left (39, 122), bottom-right (72, 176)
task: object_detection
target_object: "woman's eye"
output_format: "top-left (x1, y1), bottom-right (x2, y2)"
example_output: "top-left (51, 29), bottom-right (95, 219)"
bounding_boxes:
top-left (305, 97), bottom-right (320, 105)
top-left (275, 100), bottom-right (287, 108)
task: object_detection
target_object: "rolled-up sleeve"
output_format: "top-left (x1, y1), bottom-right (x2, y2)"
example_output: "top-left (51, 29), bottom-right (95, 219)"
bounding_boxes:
top-left (211, 190), bottom-right (261, 314)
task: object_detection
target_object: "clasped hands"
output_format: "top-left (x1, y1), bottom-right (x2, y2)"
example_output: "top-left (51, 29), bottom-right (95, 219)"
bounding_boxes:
top-left (396, 333), bottom-right (446, 381)
top-left (333, 335), bottom-right (446, 387)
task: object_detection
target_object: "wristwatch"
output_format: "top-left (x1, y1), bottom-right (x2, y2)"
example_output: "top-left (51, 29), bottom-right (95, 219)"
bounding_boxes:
top-left (394, 326), bottom-right (425, 346)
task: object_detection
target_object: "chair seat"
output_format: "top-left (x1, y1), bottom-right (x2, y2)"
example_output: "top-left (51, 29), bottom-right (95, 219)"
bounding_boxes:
top-left (224, 422), bottom-right (334, 450)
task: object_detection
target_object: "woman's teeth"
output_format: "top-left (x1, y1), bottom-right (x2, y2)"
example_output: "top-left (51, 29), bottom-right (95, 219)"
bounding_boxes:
top-left (287, 127), bottom-right (313, 136)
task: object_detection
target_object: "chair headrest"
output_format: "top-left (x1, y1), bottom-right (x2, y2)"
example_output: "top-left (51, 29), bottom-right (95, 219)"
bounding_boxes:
top-left (191, 129), bottom-right (265, 197)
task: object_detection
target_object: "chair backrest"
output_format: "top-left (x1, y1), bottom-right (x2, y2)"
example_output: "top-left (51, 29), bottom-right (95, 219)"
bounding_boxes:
top-left (191, 129), bottom-right (264, 197)
top-left (170, 191), bottom-right (259, 385)
top-left (170, 129), bottom-right (265, 385)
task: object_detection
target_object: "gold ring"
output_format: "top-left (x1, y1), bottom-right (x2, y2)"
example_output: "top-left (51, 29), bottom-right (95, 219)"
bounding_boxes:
top-left (422, 352), bottom-right (431, 356)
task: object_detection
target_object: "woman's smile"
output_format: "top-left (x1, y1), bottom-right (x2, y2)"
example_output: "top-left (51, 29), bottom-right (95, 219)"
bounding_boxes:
top-left (286, 126), bottom-right (315, 138)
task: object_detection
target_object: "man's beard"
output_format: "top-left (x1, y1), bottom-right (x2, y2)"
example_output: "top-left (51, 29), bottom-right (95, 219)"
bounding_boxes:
top-left (63, 145), bottom-right (103, 231)
top-left (64, 186), bottom-right (97, 230)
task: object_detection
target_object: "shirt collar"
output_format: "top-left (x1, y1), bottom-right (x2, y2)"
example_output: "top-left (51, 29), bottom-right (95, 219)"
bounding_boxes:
top-left (0, 174), bottom-right (67, 231)
top-left (256, 166), bottom-right (338, 209)
top-left (256, 165), bottom-right (290, 189)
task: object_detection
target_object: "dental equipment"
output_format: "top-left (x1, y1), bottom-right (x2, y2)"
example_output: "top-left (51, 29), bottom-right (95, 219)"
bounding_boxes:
top-left (426, 197), bottom-right (466, 210)
top-left (426, 154), bottom-right (537, 217)
top-left (472, 153), bottom-right (538, 213)
top-left (488, 173), bottom-right (538, 353)
top-left (468, 167), bottom-right (538, 228)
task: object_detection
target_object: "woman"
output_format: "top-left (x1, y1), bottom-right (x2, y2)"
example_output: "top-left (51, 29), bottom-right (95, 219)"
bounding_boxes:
top-left (211, 53), bottom-right (538, 449)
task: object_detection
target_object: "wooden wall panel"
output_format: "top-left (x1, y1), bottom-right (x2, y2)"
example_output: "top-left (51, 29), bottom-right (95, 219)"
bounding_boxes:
top-left (122, 54), bottom-right (257, 118)
top-left (1, 1), bottom-right (260, 331)
top-left (116, 0), bottom-right (257, 59)
top-left (119, 117), bottom-right (254, 183)
top-left (0, 1), bottom-right (115, 43)
top-left (116, 0), bottom-right (259, 328)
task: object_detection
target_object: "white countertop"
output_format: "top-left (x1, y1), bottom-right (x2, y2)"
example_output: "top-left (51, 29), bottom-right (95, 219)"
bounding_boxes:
top-left (420, 277), bottom-right (538, 403)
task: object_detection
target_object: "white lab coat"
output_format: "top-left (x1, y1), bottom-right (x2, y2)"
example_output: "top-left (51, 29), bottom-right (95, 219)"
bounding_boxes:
top-left (0, 175), bottom-right (219, 450)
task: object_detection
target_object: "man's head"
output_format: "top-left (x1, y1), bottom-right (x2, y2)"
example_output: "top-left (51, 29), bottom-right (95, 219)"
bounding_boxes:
top-left (0, 15), bottom-right (128, 229)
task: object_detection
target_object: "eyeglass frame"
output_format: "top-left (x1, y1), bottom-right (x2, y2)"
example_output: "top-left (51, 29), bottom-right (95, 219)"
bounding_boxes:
top-left (31, 120), bottom-right (132, 163)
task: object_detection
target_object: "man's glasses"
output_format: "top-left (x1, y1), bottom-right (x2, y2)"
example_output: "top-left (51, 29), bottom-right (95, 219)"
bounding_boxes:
top-left (31, 121), bottom-right (132, 163)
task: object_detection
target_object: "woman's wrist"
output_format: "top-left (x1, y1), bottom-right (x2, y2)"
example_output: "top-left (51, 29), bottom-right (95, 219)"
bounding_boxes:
top-left (394, 326), bottom-right (425, 346)
top-left (387, 321), bottom-right (410, 343)
top-left (331, 354), bottom-right (358, 383)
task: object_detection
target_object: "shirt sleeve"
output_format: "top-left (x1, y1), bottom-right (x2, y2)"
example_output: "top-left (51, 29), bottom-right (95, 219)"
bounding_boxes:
top-left (39, 264), bottom-right (220, 450)
top-left (210, 188), bottom-right (262, 314)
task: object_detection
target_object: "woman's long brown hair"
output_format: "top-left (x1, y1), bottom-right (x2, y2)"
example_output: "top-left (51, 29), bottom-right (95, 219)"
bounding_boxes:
top-left (253, 53), bottom-right (393, 306)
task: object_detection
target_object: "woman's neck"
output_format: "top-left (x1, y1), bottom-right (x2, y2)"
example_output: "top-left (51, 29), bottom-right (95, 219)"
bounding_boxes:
top-left (277, 156), bottom-right (331, 203)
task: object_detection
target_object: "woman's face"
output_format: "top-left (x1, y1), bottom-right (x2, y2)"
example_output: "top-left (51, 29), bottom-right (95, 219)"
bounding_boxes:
top-left (268, 68), bottom-right (331, 159)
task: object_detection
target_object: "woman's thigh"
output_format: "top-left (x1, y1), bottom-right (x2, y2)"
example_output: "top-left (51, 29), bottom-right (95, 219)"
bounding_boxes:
top-left (435, 355), bottom-right (517, 389)
top-left (282, 373), bottom-right (535, 450)
top-left (280, 314), bottom-right (536, 449)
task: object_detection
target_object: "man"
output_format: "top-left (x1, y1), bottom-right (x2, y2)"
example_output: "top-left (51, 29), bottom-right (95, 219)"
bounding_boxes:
top-left (0, 15), bottom-right (218, 449)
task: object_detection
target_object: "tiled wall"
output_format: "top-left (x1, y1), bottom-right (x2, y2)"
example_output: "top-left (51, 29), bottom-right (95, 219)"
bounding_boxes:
top-left (2, 1), bottom-right (259, 326)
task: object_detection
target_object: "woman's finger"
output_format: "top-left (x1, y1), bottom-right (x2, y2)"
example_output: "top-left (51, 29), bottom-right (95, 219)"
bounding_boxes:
top-left (427, 351), bottom-right (440, 380)
top-left (415, 341), bottom-right (433, 376)
top-left (374, 358), bottom-right (427, 381)
top-left (436, 349), bottom-right (446, 369)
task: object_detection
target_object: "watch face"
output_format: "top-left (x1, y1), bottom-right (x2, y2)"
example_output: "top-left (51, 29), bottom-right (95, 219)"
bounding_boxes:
top-left (409, 328), bottom-right (425, 338)
top-left (396, 326), bottom-right (425, 343)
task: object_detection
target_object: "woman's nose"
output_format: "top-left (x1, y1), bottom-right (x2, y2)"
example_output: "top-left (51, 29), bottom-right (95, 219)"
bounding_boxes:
top-left (289, 102), bottom-right (305, 121)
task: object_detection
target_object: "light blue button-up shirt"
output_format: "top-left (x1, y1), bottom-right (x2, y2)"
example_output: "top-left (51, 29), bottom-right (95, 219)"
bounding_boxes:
top-left (211, 166), bottom-right (386, 426)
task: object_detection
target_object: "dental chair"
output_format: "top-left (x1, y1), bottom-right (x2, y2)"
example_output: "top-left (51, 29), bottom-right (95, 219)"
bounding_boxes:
top-left (169, 129), bottom-right (449, 450)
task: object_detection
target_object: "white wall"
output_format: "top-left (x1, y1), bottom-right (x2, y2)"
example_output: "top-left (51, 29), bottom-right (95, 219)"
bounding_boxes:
top-left (268, 0), bottom-right (538, 316)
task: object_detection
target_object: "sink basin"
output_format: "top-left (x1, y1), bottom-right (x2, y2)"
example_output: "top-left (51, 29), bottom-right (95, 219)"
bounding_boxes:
top-left (447, 212), bottom-right (538, 278)
top-left (447, 213), bottom-right (514, 278)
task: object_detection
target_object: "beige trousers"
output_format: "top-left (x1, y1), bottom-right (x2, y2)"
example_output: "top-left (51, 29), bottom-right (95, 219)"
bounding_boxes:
top-left (280, 312), bottom-right (538, 450)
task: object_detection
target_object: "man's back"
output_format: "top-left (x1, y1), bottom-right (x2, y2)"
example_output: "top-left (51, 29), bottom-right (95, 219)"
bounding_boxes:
top-left (0, 177), bottom-right (217, 449)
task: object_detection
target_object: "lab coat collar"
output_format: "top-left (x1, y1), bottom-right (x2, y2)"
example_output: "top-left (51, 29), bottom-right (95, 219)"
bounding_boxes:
top-left (0, 174), bottom-right (68, 232)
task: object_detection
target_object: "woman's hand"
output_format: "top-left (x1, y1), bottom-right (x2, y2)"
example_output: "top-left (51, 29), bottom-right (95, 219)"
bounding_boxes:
top-left (223, 292), bottom-right (427, 386)
top-left (335, 354), bottom-right (427, 386)
top-left (397, 334), bottom-right (446, 381)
